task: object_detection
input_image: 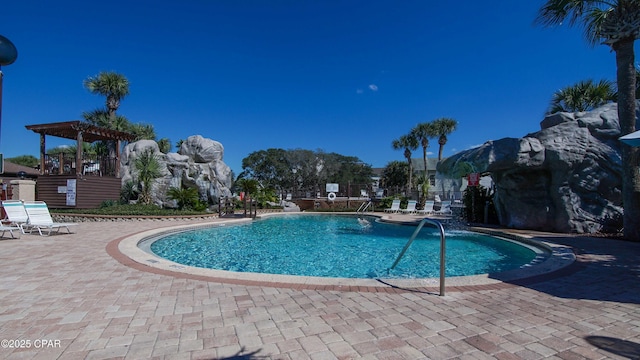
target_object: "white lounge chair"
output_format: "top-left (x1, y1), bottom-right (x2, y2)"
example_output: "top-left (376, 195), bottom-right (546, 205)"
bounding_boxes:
top-left (416, 200), bottom-right (435, 215)
top-left (2, 200), bottom-right (29, 234)
top-left (384, 199), bottom-right (401, 213)
top-left (0, 224), bottom-right (21, 238)
top-left (23, 201), bottom-right (77, 236)
top-left (401, 200), bottom-right (417, 214)
top-left (435, 200), bottom-right (453, 215)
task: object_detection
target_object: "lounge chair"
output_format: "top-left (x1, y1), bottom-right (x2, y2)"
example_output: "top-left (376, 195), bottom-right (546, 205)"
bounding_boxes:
top-left (2, 200), bottom-right (30, 234)
top-left (384, 199), bottom-right (401, 213)
top-left (416, 200), bottom-right (435, 215)
top-left (23, 201), bottom-right (77, 236)
top-left (401, 200), bottom-right (417, 214)
top-left (435, 200), bottom-right (453, 215)
top-left (0, 225), bottom-right (21, 238)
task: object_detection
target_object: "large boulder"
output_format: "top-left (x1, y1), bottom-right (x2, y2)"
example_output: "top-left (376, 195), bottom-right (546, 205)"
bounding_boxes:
top-left (120, 135), bottom-right (233, 207)
top-left (438, 103), bottom-right (632, 233)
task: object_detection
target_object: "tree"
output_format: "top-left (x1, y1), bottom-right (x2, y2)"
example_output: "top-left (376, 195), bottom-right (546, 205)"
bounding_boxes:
top-left (83, 72), bottom-right (130, 125)
top-left (128, 123), bottom-right (156, 141)
top-left (82, 108), bottom-right (130, 131)
top-left (83, 72), bottom-right (132, 163)
top-left (412, 122), bottom-right (436, 178)
top-left (392, 133), bottom-right (419, 195)
top-left (381, 161), bottom-right (409, 195)
top-left (547, 79), bottom-right (616, 114)
top-left (537, 0), bottom-right (640, 241)
top-left (241, 148), bottom-right (373, 198)
top-left (133, 149), bottom-right (162, 205)
top-left (430, 118), bottom-right (458, 161)
top-left (241, 148), bottom-right (291, 191)
top-left (6, 155), bottom-right (39, 168)
top-left (157, 138), bottom-right (171, 154)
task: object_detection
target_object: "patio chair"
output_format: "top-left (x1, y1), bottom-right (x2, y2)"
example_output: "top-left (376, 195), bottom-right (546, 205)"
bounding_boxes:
top-left (401, 200), bottom-right (417, 214)
top-left (384, 199), bottom-right (401, 213)
top-left (23, 201), bottom-right (77, 236)
top-left (435, 200), bottom-right (453, 215)
top-left (416, 200), bottom-right (435, 215)
top-left (0, 224), bottom-right (21, 238)
top-left (2, 200), bottom-right (30, 234)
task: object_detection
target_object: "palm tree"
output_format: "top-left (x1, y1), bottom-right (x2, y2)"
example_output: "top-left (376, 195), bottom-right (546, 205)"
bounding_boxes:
top-left (83, 108), bottom-right (131, 131)
top-left (157, 138), bottom-right (171, 154)
top-left (129, 123), bottom-right (156, 141)
top-left (83, 72), bottom-right (130, 126)
top-left (431, 118), bottom-right (458, 161)
top-left (133, 149), bottom-right (162, 205)
top-left (537, 0), bottom-right (640, 241)
top-left (392, 133), bottom-right (418, 195)
top-left (547, 79), bottom-right (616, 114)
top-left (166, 186), bottom-right (199, 209)
top-left (412, 122), bottom-right (436, 178)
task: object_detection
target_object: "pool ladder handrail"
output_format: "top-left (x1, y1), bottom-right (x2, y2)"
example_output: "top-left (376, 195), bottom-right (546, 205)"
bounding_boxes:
top-left (357, 200), bottom-right (373, 214)
top-left (389, 218), bottom-right (446, 296)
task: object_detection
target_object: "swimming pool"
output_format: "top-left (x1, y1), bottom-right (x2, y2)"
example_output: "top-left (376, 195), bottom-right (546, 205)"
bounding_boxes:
top-left (145, 214), bottom-right (547, 279)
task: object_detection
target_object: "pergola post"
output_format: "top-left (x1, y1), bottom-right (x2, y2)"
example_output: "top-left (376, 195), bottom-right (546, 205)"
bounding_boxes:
top-left (57, 153), bottom-right (63, 175)
top-left (76, 131), bottom-right (83, 175)
top-left (39, 133), bottom-right (45, 175)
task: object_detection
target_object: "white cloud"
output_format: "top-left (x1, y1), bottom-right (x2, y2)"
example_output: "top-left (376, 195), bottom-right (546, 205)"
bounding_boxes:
top-left (368, 84), bottom-right (378, 91)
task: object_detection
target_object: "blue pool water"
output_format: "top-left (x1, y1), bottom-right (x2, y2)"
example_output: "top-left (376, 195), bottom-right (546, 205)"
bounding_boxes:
top-left (148, 215), bottom-right (542, 279)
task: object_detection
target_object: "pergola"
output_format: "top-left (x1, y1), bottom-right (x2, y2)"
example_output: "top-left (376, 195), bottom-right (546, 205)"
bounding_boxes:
top-left (25, 120), bottom-right (137, 177)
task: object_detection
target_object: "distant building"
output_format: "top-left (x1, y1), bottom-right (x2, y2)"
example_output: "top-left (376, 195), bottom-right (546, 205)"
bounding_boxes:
top-left (1, 161), bottom-right (39, 181)
top-left (375, 157), bottom-right (493, 201)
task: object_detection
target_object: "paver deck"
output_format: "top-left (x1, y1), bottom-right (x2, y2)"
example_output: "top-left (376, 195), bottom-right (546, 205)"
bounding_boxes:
top-left (0, 216), bottom-right (638, 359)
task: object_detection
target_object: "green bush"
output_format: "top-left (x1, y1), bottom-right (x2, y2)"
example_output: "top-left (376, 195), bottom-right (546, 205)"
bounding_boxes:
top-left (166, 186), bottom-right (200, 210)
top-left (99, 199), bottom-right (119, 208)
top-left (120, 180), bottom-right (139, 204)
top-left (379, 196), bottom-right (409, 210)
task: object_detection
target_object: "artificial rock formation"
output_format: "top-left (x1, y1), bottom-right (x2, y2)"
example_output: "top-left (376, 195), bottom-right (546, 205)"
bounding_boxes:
top-left (438, 103), bottom-right (630, 233)
top-left (120, 135), bottom-right (233, 207)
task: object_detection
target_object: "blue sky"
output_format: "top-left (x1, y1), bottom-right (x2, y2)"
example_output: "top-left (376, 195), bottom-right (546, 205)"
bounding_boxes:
top-left (0, 1), bottom-right (619, 175)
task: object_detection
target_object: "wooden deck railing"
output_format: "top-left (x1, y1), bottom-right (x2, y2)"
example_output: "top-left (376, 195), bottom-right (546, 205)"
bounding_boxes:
top-left (41, 154), bottom-right (119, 176)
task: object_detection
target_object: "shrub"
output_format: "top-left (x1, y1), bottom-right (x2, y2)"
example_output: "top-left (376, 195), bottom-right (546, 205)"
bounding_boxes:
top-left (166, 186), bottom-right (200, 210)
top-left (120, 180), bottom-right (139, 204)
top-left (99, 199), bottom-right (119, 208)
top-left (379, 196), bottom-right (408, 210)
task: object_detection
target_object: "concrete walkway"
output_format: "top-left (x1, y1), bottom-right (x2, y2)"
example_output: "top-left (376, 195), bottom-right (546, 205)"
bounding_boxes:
top-left (0, 218), bottom-right (638, 359)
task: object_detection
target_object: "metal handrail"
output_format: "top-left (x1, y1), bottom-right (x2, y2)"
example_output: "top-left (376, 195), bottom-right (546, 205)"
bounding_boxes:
top-left (357, 200), bottom-right (372, 214)
top-left (389, 218), bottom-right (446, 296)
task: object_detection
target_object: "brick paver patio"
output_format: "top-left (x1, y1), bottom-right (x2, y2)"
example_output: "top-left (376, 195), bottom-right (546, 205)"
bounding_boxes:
top-left (0, 217), bottom-right (638, 359)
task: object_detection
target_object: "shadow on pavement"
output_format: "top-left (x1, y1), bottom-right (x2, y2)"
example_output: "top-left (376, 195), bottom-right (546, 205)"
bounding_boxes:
top-left (585, 335), bottom-right (640, 359)
top-left (491, 234), bottom-right (640, 304)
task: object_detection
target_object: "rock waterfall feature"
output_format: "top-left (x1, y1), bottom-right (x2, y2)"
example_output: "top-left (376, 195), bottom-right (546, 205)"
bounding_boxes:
top-left (120, 135), bottom-right (233, 207)
top-left (438, 103), bottom-right (631, 233)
